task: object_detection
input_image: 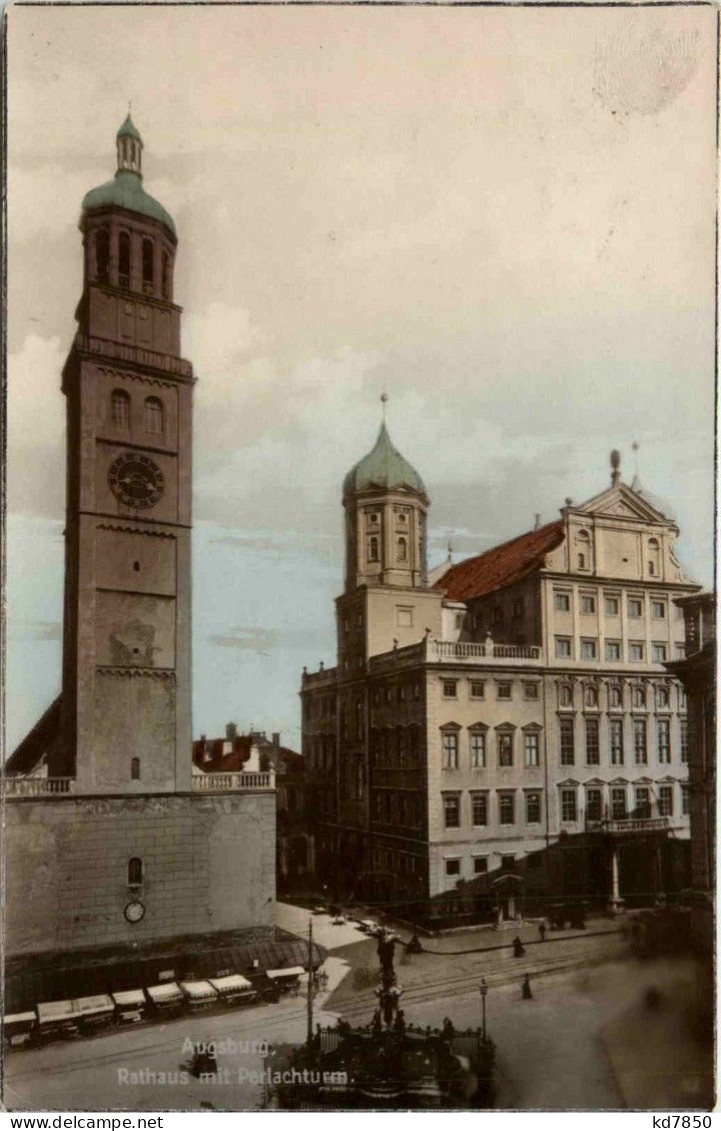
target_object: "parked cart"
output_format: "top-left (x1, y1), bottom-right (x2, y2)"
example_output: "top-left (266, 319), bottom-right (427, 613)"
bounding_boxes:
top-left (180, 980), bottom-right (219, 1012)
top-left (208, 974), bottom-right (257, 1007)
top-left (146, 982), bottom-right (185, 1016)
top-left (266, 966), bottom-right (305, 996)
top-left (4, 1011), bottom-right (37, 1050)
top-left (75, 995), bottom-right (115, 1034)
top-left (37, 1000), bottom-right (80, 1042)
top-left (111, 989), bottom-right (146, 1025)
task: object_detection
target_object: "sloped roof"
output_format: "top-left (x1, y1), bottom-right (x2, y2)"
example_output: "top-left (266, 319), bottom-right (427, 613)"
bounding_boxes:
top-left (436, 520), bottom-right (564, 602)
top-left (5, 695), bottom-right (61, 775)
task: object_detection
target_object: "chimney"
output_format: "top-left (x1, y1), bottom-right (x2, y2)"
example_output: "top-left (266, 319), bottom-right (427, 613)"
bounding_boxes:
top-left (534, 514), bottom-right (541, 530)
top-left (226, 722), bottom-right (238, 742)
top-left (272, 732), bottom-right (281, 748)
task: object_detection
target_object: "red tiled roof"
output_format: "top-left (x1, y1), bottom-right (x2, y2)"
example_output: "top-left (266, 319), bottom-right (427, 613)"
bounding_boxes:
top-left (436, 520), bottom-right (564, 602)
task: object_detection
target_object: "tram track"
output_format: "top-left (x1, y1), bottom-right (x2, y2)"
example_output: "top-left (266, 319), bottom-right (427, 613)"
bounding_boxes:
top-left (5, 933), bottom-right (630, 1084)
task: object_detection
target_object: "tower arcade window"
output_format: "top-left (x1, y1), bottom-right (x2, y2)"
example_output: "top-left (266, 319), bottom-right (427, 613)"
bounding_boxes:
top-left (118, 231), bottom-right (131, 289)
top-left (397, 536), bottom-right (408, 562)
top-left (111, 389), bottom-right (131, 429)
top-left (162, 252), bottom-right (171, 299)
top-left (128, 857), bottom-right (143, 886)
top-left (96, 228), bottom-right (110, 283)
top-left (142, 238), bottom-right (155, 294)
top-left (130, 757), bottom-right (140, 780)
top-left (368, 536), bottom-right (379, 563)
top-left (144, 396), bottom-right (164, 435)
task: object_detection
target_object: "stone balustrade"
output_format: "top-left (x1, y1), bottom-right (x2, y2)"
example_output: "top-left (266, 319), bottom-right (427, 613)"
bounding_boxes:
top-left (2, 777), bottom-right (75, 796)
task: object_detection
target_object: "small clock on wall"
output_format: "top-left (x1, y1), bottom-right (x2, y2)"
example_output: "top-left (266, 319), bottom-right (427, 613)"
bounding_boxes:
top-left (124, 900), bottom-right (146, 924)
top-left (108, 452), bottom-right (165, 510)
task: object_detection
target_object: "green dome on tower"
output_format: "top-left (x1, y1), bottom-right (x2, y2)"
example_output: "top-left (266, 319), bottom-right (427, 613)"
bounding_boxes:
top-left (343, 421), bottom-right (426, 499)
top-left (82, 115), bottom-right (176, 237)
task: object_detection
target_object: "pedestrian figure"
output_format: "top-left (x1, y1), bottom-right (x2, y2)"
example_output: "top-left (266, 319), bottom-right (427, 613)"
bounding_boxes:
top-left (538, 921), bottom-right (546, 942)
top-left (522, 974), bottom-right (533, 1000)
top-left (513, 935), bottom-right (525, 958)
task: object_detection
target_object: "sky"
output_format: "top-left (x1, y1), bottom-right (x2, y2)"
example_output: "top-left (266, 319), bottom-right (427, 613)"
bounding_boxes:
top-left (6, 2), bottom-right (717, 753)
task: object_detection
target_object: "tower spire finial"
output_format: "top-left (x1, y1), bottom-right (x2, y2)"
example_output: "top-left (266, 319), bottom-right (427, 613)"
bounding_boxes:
top-left (380, 392), bottom-right (388, 424)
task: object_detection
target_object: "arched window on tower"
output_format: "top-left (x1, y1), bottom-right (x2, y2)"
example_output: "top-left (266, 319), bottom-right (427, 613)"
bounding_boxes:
top-left (648, 538), bottom-right (661, 577)
top-left (397, 536), bottom-right (408, 562)
top-left (576, 529), bottom-right (591, 571)
top-left (96, 228), bottom-right (110, 284)
top-left (118, 231), bottom-right (131, 289)
top-left (368, 536), bottom-right (379, 563)
top-left (144, 396), bottom-right (164, 436)
top-left (111, 389), bottom-right (130, 429)
top-left (142, 238), bottom-right (154, 295)
top-left (130, 757), bottom-right (141, 781)
top-left (162, 252), bottom-right (171, 299)
top-left (128, 857), bottom-right (143, 886)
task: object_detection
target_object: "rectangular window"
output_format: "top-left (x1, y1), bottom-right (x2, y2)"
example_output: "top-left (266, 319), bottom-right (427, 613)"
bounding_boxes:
top-left (470, 731), bottom-right (486, 768)
top-left (555, 636), bottom-right (572, 659)
top-left (580, 595), bottom-right (596, 614)
top-left (497, 682), bottom-right (512, 700)
top-left (497, 732), bottom-right (514, 767)
top-left (610, 718), bottom-right (624, 765)
top-left (657, 718), bottom-right (670, 764)
top-left (526, 792), bottom-right (541, 824)
top-left (604, 595), bottom-right (620, 616)
top-left (524, 731), bottom-right (540, 767)
top-left (554, 592), bottom-right (571, 612)
top-left (605, 640), bottom-right (622, 661)
top-left (611, 787), bottom-right (627, 820)
top-left (629, 642), bottom-right (644, 662)
top-left (396, 607), bottom-right (413, 627)
top-left (651, 601), bottom-right (667, 619)
top-left (634, 718), bottom-right (647, 764)
top-left (658, 785), bottom-right (673, 817)
top-left (499, 794), bottom-right (515, 825)
top-left (501, 854), bottom-right (516, 871)
top-left (442, 679), bottom-right (457, 699)
top-left (473, 856), bottom-right (488, 875)
top-left (561, 789), bottom-right (577, 822)
top-left (680, 718), bottom-right (688, 763)
top-left (470, 680), bottom-right (485, 699)
top-left (585, 717), bottom-right (600, 765)
top-left (471, 792), bottom-right (488, 827)
top-left (559, 717), bottom-right (575, 765)
top-left (652, 643), bottom-right (667, 663)
top-left (443, 794), bottom-right (460, 829)
top-left (442, 731), bottom-right (459, 769)
top-left (586, 788), bottom-right (603, 822)
top-left (523, 681), bottom-right (539, 700)
top-left (580, 638), bottom-right (597, 660)
top-left (445, 858), bottom-right (461, 877)
top-left (634, 787), bottom-right (650, 818)
top-left (628, 597), bottom-right (643, 618)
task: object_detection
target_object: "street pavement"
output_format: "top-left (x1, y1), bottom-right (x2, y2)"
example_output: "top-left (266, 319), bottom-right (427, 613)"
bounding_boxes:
top-left (274, 901), bottom-right (369, 950)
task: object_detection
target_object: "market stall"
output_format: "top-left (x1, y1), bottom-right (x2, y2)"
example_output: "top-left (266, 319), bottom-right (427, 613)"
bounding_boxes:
top-left (180, 980), bottom-right (219, 1012)
top-left (111, 989), bottom-right (146, 1025)
top-left (208, 974), bottom-right (257, 1007)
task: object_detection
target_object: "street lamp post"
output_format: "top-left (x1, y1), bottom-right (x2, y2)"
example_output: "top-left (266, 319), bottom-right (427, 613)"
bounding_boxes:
top-left (479, 977), bottom-right (488, 1042)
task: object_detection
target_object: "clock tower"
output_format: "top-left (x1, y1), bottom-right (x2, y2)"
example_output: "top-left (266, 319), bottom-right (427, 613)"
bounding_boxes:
top-left (53, 115), bottom-right (194, 793)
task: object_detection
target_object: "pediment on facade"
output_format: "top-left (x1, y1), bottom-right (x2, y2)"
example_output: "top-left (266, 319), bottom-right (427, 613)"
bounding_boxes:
top-left (609, 776), bottom-right (629, 785)
top-left (584, 777), bottom-right (605, 786)
top-left (494, 721), bottom-right (517, 731)
top-left (557, 778), bottom-right (580, 787)
top-left (575, 484), bottom-right (669, 524)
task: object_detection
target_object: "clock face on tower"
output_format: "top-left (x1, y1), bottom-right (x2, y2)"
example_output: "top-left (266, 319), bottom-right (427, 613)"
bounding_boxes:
top-left (108, 452), bottom-right (165, 509)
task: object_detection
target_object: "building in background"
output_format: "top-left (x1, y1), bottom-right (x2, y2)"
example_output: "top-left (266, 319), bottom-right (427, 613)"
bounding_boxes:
top-left (192, 726), bottom-right (315, 893)
top-left (4, 119), bottom-right (276, 997)
top-left (301, 425), bottom-right (698, 924)
top-left (666, 591), bottom-right (715, 949)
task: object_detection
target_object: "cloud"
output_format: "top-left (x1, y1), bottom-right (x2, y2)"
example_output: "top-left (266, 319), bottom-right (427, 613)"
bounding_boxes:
top-left (208, 627), bottom-right (275, 654)
top-left (7, 334), bottom-right (66, 515)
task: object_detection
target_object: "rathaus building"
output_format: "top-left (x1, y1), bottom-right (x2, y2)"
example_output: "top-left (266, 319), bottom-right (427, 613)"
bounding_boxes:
top-left (301, 422), bottom-right (696, 925)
